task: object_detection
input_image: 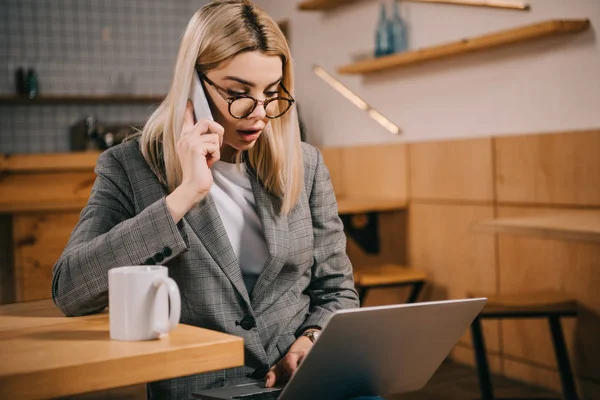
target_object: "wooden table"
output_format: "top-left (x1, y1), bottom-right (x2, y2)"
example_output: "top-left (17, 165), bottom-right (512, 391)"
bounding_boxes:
top-left (471, 210), bottom-right (600, 243)
top-left (0, 300), bottom-right (244, 400)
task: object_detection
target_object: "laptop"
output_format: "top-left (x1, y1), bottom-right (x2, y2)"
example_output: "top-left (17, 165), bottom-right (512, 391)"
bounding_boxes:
top-left (193, 298), bottom-right (486, 400)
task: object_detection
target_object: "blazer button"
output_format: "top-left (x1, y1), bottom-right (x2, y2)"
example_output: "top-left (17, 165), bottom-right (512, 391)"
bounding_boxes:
top-left (239, 316), bottom-right (256, 330)
top-left (153, 252), bottom-right (165, 263)
top-left (162, 246), bottom-right (172, 257)
top-left (145, 258), bottom-right (156, 265)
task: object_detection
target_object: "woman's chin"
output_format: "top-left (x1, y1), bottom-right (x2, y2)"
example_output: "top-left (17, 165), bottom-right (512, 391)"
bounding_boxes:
top-left (222, 139), bottom-right (257, 160)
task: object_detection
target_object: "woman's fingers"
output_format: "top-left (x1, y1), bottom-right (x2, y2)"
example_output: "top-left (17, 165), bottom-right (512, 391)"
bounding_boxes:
top-left (265, 365), bottom-right (281, 388)
top-left (183, 100), bottom-right (223, 146)
top-left (264, 354), bottom-right (302, 388)
top-left (179, 133), bottom-right (220, 150)
top-left (204, 143), bottom-right (220, 167)
top-left (211, 121), bottom-right (225, 147)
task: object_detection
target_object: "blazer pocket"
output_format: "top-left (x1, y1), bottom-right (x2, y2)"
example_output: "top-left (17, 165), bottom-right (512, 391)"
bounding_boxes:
top-left (276, 334), bottom-right (297, 358)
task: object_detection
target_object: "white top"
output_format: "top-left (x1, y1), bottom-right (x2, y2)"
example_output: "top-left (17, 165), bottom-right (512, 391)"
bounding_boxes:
top-left (209, 161), bottom-right (270, 293)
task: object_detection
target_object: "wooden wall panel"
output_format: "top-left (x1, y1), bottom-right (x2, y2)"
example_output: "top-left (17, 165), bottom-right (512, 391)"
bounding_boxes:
top-left (504, 359), bottom-right (564, 394)
top-left (13, 212), bottom-right (81, 301)
top-left (403, 130), bottom-right (600, 392)
top-left (452, 344), bottom-right (502, 374)
top-left (340, 144), bottom-right (407, 201)
top-left (408, 203), bottom-right (499, 350)
top-left (320, 144), bottom-right (407, 202)
top-left (497, 206), bottom-right (600, 383)
top-left (409, 138), bottom-right (494, 202)
top-left (504, 359), bottom-right (600, 397)
top-left (346, 211), bottom-right (407, 268)
top-left (495, 130), bottom-right (600, 206)
top-left (319, 147), bottom-right (345, 198)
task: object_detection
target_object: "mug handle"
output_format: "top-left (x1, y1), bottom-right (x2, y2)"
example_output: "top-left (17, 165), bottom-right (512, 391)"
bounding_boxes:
top-left (152, 276), bottom-right (181, 335)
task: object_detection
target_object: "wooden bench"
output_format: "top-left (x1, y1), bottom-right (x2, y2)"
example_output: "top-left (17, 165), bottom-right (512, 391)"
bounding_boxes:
top-left (353, 264), bottom-right (427, 306)
top-left (468, 289), bottom-right (579, 400)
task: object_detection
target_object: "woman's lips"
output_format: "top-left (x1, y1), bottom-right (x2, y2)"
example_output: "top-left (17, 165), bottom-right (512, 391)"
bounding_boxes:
top-left (236, 129), bottom-right (261, 142)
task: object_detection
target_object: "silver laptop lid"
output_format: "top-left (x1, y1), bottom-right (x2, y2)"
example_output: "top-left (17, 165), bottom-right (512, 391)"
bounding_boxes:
top-left (277, 298), bottom-right (486, 400)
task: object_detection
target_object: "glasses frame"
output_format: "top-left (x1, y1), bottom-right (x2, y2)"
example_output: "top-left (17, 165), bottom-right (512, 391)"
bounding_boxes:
top-left (199, 72), bottom-right (295, 119)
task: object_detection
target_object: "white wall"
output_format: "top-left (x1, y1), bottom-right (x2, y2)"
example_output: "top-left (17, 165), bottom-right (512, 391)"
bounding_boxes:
top-left (254, 0), bottom-right (600, 146)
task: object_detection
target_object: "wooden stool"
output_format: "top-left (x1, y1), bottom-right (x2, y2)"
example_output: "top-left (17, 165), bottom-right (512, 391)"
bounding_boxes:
top-left (353, 264), bottom-right (427, 306)
top-left (467, 290), bottom-right (579, 400)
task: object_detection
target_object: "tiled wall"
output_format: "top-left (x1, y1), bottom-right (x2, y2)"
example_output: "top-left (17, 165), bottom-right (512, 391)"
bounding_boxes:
top-left (0, 0), bottom-right (207, 153)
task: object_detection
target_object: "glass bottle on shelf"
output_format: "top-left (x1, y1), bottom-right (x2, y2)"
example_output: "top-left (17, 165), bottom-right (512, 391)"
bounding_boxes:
top-left (390, 0), bottom-right (408, 53)
top-left (27, 69), bottom-right (38, 99)
top-left (375, 3), bottom-right (392, 57)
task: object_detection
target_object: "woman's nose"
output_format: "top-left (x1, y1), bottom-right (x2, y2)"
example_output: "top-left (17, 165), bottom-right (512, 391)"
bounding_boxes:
top-left (247, 99), bottom-right (267, 119)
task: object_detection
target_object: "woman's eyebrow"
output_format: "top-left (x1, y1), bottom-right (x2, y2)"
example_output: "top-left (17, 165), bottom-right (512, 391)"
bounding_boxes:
top-left (222, 76), bottom-right (283, 88)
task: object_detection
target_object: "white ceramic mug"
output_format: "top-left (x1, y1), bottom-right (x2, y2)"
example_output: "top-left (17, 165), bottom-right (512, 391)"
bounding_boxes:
top-left (108, 265), bottom-right (181, 341)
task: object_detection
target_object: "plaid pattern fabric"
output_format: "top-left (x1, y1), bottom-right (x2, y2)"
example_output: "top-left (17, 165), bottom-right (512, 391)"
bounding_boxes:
top-left (52, 139), bottom-right (359, 399)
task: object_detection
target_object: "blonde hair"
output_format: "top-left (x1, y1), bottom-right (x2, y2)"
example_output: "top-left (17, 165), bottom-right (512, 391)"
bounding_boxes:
top-left (139, 0), bottom-right (303, 215)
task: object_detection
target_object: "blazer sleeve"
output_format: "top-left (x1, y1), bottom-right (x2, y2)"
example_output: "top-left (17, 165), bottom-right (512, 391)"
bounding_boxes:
top-left (297, 147), bottom-right (360, 334)
top-left (52, 150), bottom-right (190, 317)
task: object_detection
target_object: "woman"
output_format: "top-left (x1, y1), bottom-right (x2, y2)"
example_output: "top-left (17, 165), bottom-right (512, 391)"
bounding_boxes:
top-left (52, 0), bottom-right (367, 398)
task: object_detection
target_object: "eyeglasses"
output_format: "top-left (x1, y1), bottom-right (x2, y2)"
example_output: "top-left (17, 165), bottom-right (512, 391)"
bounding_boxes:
top-left (199, 73), bottom-right (295, 119)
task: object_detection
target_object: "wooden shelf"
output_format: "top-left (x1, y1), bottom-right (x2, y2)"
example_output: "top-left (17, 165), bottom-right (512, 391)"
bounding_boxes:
top-left (337, 197), bottom-right (407, 214)
top-left (471, 210), bottom-right (600, 244)
top-left (0, 94), bottom-right (165, 105)
top-left (298, 0), bottom-right (360, 11)
top-left (338, 19), bottom-right (590, 75)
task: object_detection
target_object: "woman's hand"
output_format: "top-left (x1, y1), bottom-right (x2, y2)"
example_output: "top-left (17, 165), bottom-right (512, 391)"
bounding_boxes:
top-left (166, 100), bottom-right (224, 223)
top-left (265, 335), bottom-right (314, 388)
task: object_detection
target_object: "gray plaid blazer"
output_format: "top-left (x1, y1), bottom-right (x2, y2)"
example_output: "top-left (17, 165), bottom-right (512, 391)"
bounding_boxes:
top-left (52, 139), bottom-right (359, 399)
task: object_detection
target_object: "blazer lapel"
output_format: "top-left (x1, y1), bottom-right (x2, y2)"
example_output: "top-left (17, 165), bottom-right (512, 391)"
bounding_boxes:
top-left (249, 175), bottom-right (290, 304)
top-left (185, 194), bottom-right (251, 307)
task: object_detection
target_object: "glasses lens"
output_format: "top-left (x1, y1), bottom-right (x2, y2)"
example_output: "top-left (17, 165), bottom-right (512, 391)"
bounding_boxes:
top-left (230, 98), bottom-right (256, 118)
top-left (265, 99), bottom-right (292, 118)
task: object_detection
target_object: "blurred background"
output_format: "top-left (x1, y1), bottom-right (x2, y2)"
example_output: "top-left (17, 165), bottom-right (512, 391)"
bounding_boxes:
top-left (1, 0), bottom-right (196, 153)
top-left (1, 0), bottom-right (599, 153)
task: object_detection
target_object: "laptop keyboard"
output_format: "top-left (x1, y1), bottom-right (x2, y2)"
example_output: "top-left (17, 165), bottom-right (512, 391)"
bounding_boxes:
top-left (231, 389), bottom-right (282, 399)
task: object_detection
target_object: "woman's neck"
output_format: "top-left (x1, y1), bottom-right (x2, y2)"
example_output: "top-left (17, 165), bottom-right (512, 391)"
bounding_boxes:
top-left (220, 144), bottom-right (237, 164)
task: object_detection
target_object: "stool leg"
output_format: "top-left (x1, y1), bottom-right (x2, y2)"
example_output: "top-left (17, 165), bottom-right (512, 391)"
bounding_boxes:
top-left (471, 317), bottom-right (494, 400)
top-left (548, 316), bottom-right (579, 400)
top-left (407, 281), bottom-right (424, 303)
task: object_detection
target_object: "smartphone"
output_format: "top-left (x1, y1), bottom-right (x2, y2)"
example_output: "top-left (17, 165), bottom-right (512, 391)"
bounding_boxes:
top-left (189, 69), bottom-right (214, 123)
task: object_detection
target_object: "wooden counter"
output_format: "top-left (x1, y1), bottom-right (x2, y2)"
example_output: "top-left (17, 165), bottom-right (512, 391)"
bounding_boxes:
top-left (0, 300), bottom-right (244, 400)
top-left (471, 210), bottom-right (600, 243)
top-left (0, 152), bottom-right (101, 213)
top-left (0, 152), bottom-right (102, 304)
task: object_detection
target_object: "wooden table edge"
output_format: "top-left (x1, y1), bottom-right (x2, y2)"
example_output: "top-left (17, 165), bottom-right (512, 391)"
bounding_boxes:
top-left (471, 220), bottom-right (600, 244)
top-left (0, 335), bottom-right (244, 400)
